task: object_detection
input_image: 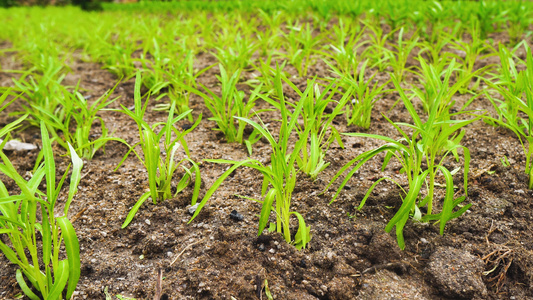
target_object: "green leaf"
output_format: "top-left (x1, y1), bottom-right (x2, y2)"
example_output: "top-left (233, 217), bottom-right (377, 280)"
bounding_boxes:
top-left (189, 159), bottom-right (255, 223)
top-left (122, 192), bottom-right (151, 228)
top-left (57, 216), bottom-right (81, 299)
top-left (65, 143), bottom-right (83, 216)
top-left (47, 260), bottom-right (70, 300)
top-left (41, 121), bottom-right (56, 205)
top-left (258, 189), bottom-right (276, 235)
top-left (292, 211), bottom-right (311, 250)
top-left (15, 269), bottom-right (40, 300)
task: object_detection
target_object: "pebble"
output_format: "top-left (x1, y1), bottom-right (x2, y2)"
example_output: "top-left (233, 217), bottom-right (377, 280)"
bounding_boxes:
top-left (145, 219), bottom-right (151, 225)
top-left (187, 203), bottom-right (199, 215)
top-left (269, 248), bottom-right (275, 254)
top-left (229, 210), bottom-right (244, 221)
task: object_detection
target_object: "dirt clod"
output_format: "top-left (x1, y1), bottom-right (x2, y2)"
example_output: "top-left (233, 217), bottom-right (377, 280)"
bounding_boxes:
top-left (427, 246), bottom-right (488, 299)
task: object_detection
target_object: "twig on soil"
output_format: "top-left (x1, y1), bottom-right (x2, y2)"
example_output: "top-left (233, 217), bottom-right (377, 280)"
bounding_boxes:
top-left (482, 246), bottom-right (513, 292)
top-left (169, 237), bottom-right (207, 266)
top-left (70, 207), bottom-right (88, 224)
top-left (472, 163), bottom-right (497, 180)
top-left (483, 220), bottom-right (514, 292)
top-left (154, 268), bottom-right (163, 300)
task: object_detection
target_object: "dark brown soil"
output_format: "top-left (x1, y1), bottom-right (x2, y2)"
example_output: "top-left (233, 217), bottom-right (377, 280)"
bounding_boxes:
top-left (1, 34), bottom-right (533, 300)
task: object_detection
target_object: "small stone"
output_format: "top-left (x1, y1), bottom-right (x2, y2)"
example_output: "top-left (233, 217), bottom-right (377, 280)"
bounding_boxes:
top-left (299, 259), bottom-right (307, 268)
top-left (427, 247), bottom-right (487, 298)
top-left (0, 139), bottom-right (37, 151)
top-left (187, 203), bottom-right (199, 215)
top-left (145, 219), bottom-right (151, 225)
top-left (229, 210), bottom-right (244, 221)
top-left (269, 248), bottom-right (275, 254)
top-left (258, 244), bottom-right (265, 251)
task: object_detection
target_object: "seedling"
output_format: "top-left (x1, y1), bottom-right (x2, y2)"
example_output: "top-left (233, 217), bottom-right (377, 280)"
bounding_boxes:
top-left (115, 72), bottom-right (202, 227)
top-left (0, 122), bottom-right (81, 300)
top-left (176, 64), bottom-right (269, 150)
top-left (190, 68), bottom-right (311, 250)
top-left (326, 59), bottom-right (389, 129)
top-left (326, 74), bottom-right (477, 249)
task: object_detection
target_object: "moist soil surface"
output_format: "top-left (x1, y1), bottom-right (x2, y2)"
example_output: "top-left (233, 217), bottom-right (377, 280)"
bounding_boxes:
top-left (1, 32), bottom-right (533, 300)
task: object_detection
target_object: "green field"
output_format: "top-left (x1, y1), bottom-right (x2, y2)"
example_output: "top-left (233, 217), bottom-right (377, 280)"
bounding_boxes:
top-left (1, 1), bottom-right (533, 299)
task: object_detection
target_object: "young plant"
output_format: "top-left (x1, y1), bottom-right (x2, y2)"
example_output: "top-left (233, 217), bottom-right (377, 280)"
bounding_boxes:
top-left (325, 74), bottom-right (477, 249)
top-left (190, 69), bottom-right (311, 250)
top-left (115, 72), bottom-right (202, 228)
top-left (447, 21), bottom-right (497, 93)
top-left (411, 58), bottom-right (480, 118)
top-left (176, 64), bottom-right (268, 148)
top-left (484, 47), bottom-right (533, 189)
top-left (136, 37), bottom-right (172, 95)
top-left (0, 122), bottom-right (82, 300)
top-left (8, 61), bottom-right (66, 128)
top-left (35, 82), bottom-right (120, 159)
top-left (290, 78), bottom-right (351, 180)
top-left (213, 34), bottom-right (258, 75)
top-left (320, 17), bottom-right (367, 78)
top-left (384, 27), bottom-right (419, 83)
top-left (361, 20), bottom-right (397, 72)
top-left (162, 51), bottom-right (212, 116)
top-left (417, 24), bottom-right (456, 65)
top-left (326, 59), bottom-right (390, 129)
top-left (283, 22), bottom-right (324, 77)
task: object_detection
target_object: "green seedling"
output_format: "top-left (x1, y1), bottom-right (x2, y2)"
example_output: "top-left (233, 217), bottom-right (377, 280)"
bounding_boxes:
top-left (483, 44), bottom-right (533, 188)
top-left (291, 78), bottom-right (350, 180)
top-left (115, 72), bottom-right (202, 228)
top-left (136, 37), bottom-right (172, 95)
top-left (361, 20), bottom-right (397, 72)
top-left (283, 22), bottom-right (324, 77)
top-left (190, 68), bottom-right (311, 250)
top-left (162, 52), bottom-right (213, 117)
top-left (411, 58), bottom-right (480, 119)
top-left (417, 24), bottom-right (456, 65)
top-left (384, 27), bottom-right (419, 83)
top-left (326, 59), bottom-right (389, 129)
top-left (8, 59), bottom-right (66, 128)
top-left (326, 74), bottom-right (477, 249)
top-left (447, 20), bottom-right (497, 93)
top-left (176, 64), bottom-right (269, 149)
top-left (35, 81), bottom-right (120, 159)
top-left (320, 18), bottom-right (367, 78)
top-left (0, 122), bottom-right (82, 300)
top-left (213, 34), bottom-right (258, 75)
